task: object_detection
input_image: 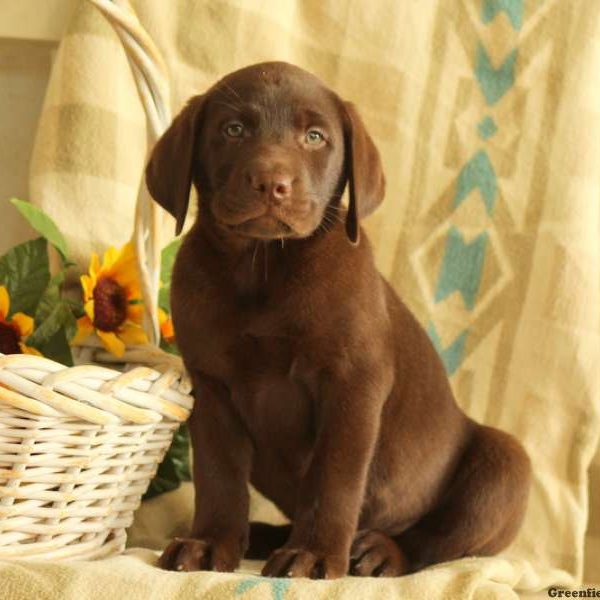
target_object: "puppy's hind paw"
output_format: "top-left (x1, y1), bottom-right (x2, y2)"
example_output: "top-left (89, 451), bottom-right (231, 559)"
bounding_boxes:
top-left (350, 530), bottom-right (409, 577)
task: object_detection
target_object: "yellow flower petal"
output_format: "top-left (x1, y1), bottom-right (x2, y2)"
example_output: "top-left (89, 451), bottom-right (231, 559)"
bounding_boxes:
top-left (102, 246), bottom-right (121, 273)
top-left (71, 316), bottom-right (94, 346)
top-left (158, 309), bottom-right (175, 341)
top-left (80, 274), bottom-right (95, 301)
top-left (118, 323), bottom-right (148, 346)
top-left (116, 252), bottom-right (137, 273)
top-left (20, 343), bottom-right (43, 356)
top-left (84, 300), bottom-right (95, 321)
top-left (112, 262), bottom-right (141, 293)
top-left (122, 278), bottom-right (143, 302)
top-left (111, 242), bottom-right (136, 269)
top-left (158, 307), bottom-right (168, 325)
top-left (94, 242), bottom-right (141, 300)
top-left (89, 252), bottom-right (101, 280)
top-left (126, 303), bottom-right (145, 326)
top-left (0, 286), bottom-right (9, 318)
top-left (161, 319), bottom-right (175, 341)
top-left (10, 313), bottom-right (34, 338)
top-left (97, 330), bottom-right (125, 357)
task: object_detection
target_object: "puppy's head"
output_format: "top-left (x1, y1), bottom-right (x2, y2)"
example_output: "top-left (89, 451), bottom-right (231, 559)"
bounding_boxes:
top-left (146, 62), bottom-right (384, 244)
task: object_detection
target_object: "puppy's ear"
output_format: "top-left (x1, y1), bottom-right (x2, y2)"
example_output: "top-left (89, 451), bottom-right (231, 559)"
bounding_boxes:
top-left (341, 102), bottom-right (385, 244)
top-left (145, 95), bottom-right (205, 235)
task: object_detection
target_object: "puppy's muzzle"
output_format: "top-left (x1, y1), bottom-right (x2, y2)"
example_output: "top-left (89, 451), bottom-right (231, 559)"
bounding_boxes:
top-left (246, 169), bottom-right (294, 207)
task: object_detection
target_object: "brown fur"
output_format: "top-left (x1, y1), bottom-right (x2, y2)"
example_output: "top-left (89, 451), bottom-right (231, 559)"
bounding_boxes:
top-left (145, 61), bottom-right (531, 579)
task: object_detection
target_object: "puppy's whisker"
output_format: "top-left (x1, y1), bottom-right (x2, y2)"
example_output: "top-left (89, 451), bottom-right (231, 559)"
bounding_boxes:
top-left (318, 220), bottom-right (333, 235)
top-left (323, 206), bottom-right (344, 225)
top-left (263, 241), bottom-right (269, 282)
top-left (321, 212), bottom-right (340, 229)
top-left (252, 240), bottom-right (259, 273)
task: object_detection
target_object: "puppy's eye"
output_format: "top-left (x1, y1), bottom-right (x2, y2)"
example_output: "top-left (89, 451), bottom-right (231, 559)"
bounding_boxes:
top-left (305, 129), bottom-right (325, 145)
top-left (224, 122), bottom-right (244, 138)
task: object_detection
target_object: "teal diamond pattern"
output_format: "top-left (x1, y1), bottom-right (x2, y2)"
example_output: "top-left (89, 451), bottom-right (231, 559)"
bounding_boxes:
top-left (481, 0), bottom-right (524, 31)
top-left (235, 577), bottom-right (291, 600)
top-left (453, 150), bottom-right (498, 215)
top-left (435, 227), bottom-right (489, 310)
top-left (428, 2), bottom-right (521, 375)
top-left (475, 44), bottom-right (517, 105)
top-left (427, 323), bottom-right (468, 376)
top-left (477, 116), bottom-right (498, 140)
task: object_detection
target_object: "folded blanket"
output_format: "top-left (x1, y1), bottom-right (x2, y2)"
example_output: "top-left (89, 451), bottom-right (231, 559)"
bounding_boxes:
top-left (0, 549), bottom-right (552, 600)
top-left (26, 0), bottom-right (600, 596)
top-left (0, 484), bottom-right (574, 599)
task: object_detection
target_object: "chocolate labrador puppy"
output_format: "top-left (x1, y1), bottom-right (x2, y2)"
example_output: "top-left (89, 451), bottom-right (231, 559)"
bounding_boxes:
top-left (145, 61), bottom-right (531, 579)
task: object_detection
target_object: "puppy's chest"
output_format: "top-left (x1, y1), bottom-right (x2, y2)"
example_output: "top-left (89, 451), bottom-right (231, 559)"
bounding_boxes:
top-left (182, 288), bottom-right (313, 383)
top-left (204, 317), bottom-right (319, 445)
top-left (232, 331), bottom-right (296, 377)
top-left (174, 250), bottom-right (320, 383)
top-left (229, 332), bottom-right (319, 456)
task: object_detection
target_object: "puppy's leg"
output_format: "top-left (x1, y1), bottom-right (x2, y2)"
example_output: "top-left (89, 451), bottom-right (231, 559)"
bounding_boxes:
top-left (397, 425), bottom-right (531, 571)
top-left (262, 365), bottom-right (391, 579)
top-left (159, 375), bottom-right (253, 572)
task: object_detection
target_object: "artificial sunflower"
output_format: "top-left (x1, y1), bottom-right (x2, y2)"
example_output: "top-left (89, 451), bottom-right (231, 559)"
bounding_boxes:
top-left (0, 286), bottom-right (42, 356)
top-left (72, 242), bottom-right (148, 357)
top-left (158, 307), bottom-right (175, 343)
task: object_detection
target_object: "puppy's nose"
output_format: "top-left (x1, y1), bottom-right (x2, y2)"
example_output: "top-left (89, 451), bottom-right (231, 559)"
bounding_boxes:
top-left (247, 172), bottom-right (293, 203)
top-left (272, 176), bottom-right (293, 200)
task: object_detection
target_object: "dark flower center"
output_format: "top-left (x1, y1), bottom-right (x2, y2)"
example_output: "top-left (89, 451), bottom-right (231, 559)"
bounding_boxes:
top-left (0, 321), bottom-right (22, 354)
top-left (93, 277), bottom-right (128, 332)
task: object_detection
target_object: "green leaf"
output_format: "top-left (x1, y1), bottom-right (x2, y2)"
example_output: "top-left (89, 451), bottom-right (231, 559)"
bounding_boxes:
top-left (158, 239), bottom-right (182, 312)
top-left (160, 239), bottom-right (182, 285)
top-left (33, 269), bottom-right (78, 340)
top-left (159, 337), bottom-right (180, 356)
top-left (158, 286), bottom-right (170, 312)
top-left (66, 297), bottom-right (85, 319)
top-left (64, 310), bottom-right (77, 341)
top-left (9, 199), bottom-right (69, 261)
top-left (37, 329), bottom-right (73, 366)
top-left (143, 424), bottom-right (191, 500)
top-left (0, 238), bottom-right (50, 316)
top-left (27, 301), bottom-right (76, 349)
top-left (35, 271), bottom-right (66, 323)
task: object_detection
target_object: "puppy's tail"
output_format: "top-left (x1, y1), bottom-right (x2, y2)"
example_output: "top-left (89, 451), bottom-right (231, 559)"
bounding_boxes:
top-left (246, 522), bottom-right (292, 559)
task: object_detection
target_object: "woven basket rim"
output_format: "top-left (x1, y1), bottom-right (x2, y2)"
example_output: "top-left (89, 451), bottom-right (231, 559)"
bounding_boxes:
top-left (0, 352), bottom-right (191, 425)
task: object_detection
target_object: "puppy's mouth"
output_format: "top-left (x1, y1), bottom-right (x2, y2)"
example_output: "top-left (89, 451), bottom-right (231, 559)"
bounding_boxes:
top-left (223, 215), bottom-right (296, 240)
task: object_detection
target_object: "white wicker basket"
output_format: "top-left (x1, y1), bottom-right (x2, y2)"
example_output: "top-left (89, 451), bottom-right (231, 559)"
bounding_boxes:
top-left (0, 0), bottom-right (192, 560)
top-left (0, 354), bottom-right (191, 560)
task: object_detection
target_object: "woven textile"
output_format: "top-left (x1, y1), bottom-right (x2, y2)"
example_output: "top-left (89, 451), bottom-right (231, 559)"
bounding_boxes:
top-left (21, 0), bottom-right (600, 597)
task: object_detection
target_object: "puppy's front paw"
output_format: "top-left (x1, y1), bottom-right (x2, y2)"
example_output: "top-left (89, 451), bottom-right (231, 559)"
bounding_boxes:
top-left (158, 536), bottom-right (241, 572)
top-left (261, 547), bottom-right (347, 579)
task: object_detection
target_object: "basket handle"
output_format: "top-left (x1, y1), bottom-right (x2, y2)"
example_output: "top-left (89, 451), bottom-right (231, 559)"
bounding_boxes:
top-left (86, 0), bottom-right (173, 345)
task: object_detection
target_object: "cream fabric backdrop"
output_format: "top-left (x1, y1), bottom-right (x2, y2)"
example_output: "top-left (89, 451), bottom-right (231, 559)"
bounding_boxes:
top-left (18, 1), bottom-right (600, 598)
